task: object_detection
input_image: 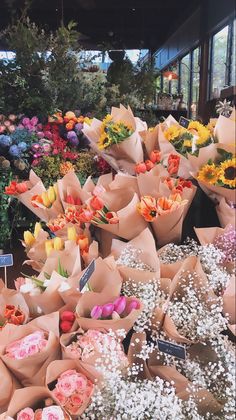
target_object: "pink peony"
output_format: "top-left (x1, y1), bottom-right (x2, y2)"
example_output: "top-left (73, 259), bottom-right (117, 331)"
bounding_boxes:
top-left (17, 408), bottom-right (34, 420)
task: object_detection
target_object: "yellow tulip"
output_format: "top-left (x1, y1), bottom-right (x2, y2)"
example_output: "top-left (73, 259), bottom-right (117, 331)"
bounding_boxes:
top-left (34, 222), bottom-right (42, 239)
top-left (23, 230), bottom-right (35, 247)
top-left (45, 239), bottom-right (54, 257)
top-left (67, 226), bottom-right (77, 242)
top-left (53, 237), bottom-right (64, 251)
top-left (41, 191), bottom-right (51, 208)
top-left (47, 186), bottom-right (56, 204)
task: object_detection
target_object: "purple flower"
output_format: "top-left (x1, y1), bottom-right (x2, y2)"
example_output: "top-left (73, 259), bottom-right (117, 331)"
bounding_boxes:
top-left (9, 144), bottom-right (21, 157)
top-left (102, 303), bottom-right (114, 318)
top-left (31, 116), bottom-right (38, 126)
top-left (113, 296), bottom-right (126, 315)
top-left (22, 117), bottom-right (30, 126)
top-left (18, 142), bottom-right (27, 152)
top-left (37, 131), bottom-right (45, 139)
top-left (31, 143), bottom-right (41, 153)
top-left (90, 305), bottom-right (103, 319)
top-left (75, 123), bottom-right (83, 132)
top-left (126, 299), bottom-right (140, 314)
top-left (0, 135), bottom-right (12, 148)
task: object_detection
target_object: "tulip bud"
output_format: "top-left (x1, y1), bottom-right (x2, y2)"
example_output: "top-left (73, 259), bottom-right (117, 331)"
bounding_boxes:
top-left (145, 160), bottom-right (155, 171)
top-left (113, 296), bottom-right (127, 315)
top-left (41, 191), bottom-right (51, 207)
top-left (60, 320), bottom-right (73, 333)
top-left (60, 311), bottom-right (75, 323)
top-left (34, 222), bottom-right (42, 239)
top-left (102, 303), bottom-right (114, 318)
top-left (126, 299), bottom-right (140, 314)
top-left (65, 195), bottom-right (75, 205)
top-left (23, 230), bottom-right (35, 247)
top-left (53, 237), bottom-right (64, 251)
top-left (111, 311), bottom-right (120, 320)
top-left (75, 197), bottom-right (82, 206)
top-left (135, 162), bottom-right (147, 174)
top-left (47, 186), bottom-right (56, 204)
top-left (45, 239), bottom-right (54, 257)
top-left (90, 305), bottom-right (103, 319)
top-left (67, 226), bottom-right (77, 242)
top-left (77, 234), bottom-right (89, 251)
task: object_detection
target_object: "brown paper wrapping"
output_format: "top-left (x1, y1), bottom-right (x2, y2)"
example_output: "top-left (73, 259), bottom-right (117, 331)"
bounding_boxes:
top-left (0, 312), bottom-right (60, 386)
top-left (140, 125), bottom-right (159, 158)
top-left (216, 198), bottom-right (236, 228)
top-left (0, 281), bottom-right (29, 324)
top-left (24, 229), bottom-right (49, 272)
top-left (76, 292), bottom-right (143, 334)
top-left (0, 359), bottom-right (21, 414)
top-left (214, 112), bottom-right (236, 145)
top-left (57, 170), bottom-right (91, 209)
top-left (137, 165), bottom-right (169, 197)
top-left (158, 179), bottom-right (197, 219)
top-left (223, 275), bottom-right (235, 324)
top-left (109, 172), bottom-right (140, 195)
top-left (0, 386), bottom-right (54, 418)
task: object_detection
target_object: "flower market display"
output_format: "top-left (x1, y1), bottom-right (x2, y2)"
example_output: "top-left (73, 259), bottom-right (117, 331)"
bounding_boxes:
top-left (0, 105), bottom-right (235, 420)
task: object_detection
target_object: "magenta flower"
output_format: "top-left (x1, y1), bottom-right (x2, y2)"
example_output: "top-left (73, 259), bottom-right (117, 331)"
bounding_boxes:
top-left (126, 299), bottom-right (140, 314)
top-left (113, 296), bottom-right (126, 314)
top-left (90, 305), bottom-right (103, 319)
top-left (102, 303), bottom-right (114, 318)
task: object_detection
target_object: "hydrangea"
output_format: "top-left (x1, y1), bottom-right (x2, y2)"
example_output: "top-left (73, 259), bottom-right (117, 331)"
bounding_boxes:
top-left (18, 141), bottom-right (27, 152)
top-left (0, 135), bottom-right (12, 148)
top-left (9, 144), bottom-right (21, 157)
top-left (10, 127), bottom-right (36, 145)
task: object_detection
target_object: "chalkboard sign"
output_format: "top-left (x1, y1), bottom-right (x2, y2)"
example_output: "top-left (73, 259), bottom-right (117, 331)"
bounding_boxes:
top-left (79, 259), bottom-right (95, 291)
top-left (179, 116), bottom-right (190, 128)
top-left (157, 339), bottom-right (186, 360)
top-left (0, 254), bottom-right (13, 268)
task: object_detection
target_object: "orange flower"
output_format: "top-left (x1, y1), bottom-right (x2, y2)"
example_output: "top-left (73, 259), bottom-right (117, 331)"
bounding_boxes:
top-left (77, 234), bottom-right (89, 253)
top-left (135, 162), bottom-right (147, 174)
top-left (66, 121), bottom-right (75, 130)
top-left (47, 214), bottom-right (67, 232)
top-left (64, 111), bottom-right (76, 122)
top-left (31, 194), bottom-right (44, 208)
top-left (90, 195), bottom-right (104, 211)
top-left (150, 150), bottom-right (161, 164)
top-left (137, 196), bottom-right (158, 221)
top-left (145, 160), bottom-right (155, 171)
top-left (5, 181), bottom-right (28, 195)
top-left (167, 154), bottom-right (180, 175)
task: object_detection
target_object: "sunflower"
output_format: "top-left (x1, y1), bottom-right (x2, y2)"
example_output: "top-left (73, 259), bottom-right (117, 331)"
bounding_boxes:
top-left (164, 124), bottom-right (186, 142)
top-left (197, 164), bottom-right (220, 185)
top-left (188, 121), bottom-right (211, 146)
top-left (98, 132), bottom-right (112, 150)
top-left (218, 158), bottom-right (236, 188)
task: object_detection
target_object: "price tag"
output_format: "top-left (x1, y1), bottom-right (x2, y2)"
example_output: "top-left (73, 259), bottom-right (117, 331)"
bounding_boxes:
top-left (179, 116), bottom-right (190, 128)
top-left (79, 259), bottom-right (95, 291)
top-left (157, 339), bottom-right (186, 360)
top-left (0, 253), bottom-right (13, 287)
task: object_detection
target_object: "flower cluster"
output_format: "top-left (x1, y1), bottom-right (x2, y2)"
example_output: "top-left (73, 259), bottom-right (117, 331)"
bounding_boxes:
top-left (90, 296), bottom-right (140, 320)
top-left (163, 176), bottom-right (193, 194)
top-left (213, 224), bottom-right (236, 263)
top-left (164, 120), bottom-right (212, 156)
top-left (197, 149), bottom-right (236, 189)
top-left (5, 331), bottom-right (48, 360)
top-left (59, 311), bottom-right (76, 333)
top-left (137, 194), bottom-right (187, 222)
top-left (0, 304), bottom-right (25, 330)
top-left (51, 369), bottom-right (94, 415)
top-left (5, 180), bottom-right (28, 195)
top-left (16, 405), bottom-right (68, 420)
top-left (98, 114), bottom-right (134, 150)
top-left (31, 185), bottom-right (57, 208)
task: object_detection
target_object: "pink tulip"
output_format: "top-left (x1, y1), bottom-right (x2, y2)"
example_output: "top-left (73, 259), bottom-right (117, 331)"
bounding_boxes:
top-left (126, 299), bottom-right (140, 314)
top-left (90, 305), bottom-right (103, 319)
top-left (113, 296), bottom-right (126, 314)
top-left (102, 303), bottom-right (114, 318)
top-left (37, 131), bottom-right (45, 138)
top-left (0, 125), bottom-right (6, 133)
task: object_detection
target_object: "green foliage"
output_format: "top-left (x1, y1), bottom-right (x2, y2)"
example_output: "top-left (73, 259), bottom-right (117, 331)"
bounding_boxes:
top-left (33, 156), bottom-right (61, 187)
top-left (0, 169), bottom-right (12, 250)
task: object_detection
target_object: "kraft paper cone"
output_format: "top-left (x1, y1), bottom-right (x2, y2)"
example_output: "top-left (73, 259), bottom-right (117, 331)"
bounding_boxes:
top-left (151, 202), bottom-right (187, 247)
top-left (228, 324), bottom-right (236, 335)
top-left (214, 112), bottom-right (236, 145)
top-left (216, 198), bottom-right (236, 228)
top-left (223, 275), bottom-right (236, 324)
top-left (85, 256), bottom-right (122, 297)
top-left (76, 292), bottom-right (143, 334)
top-left (82, 241), bottom-right (99, 267)
top-left (46, 359), bottom-right (97, 416)
top-left (0, 283), bottom-right (29, 324)
top-left (109, 172), bottom-right (139, 196)
top-left (57, 170), bottom-right (91, 209)
top-left (194, 226), bottom-right (225, 245)
top-left (1, 386), bottom-right (54, 418)
top-left (0, 312), bottom-right (60, 386)
top-left (137, 165), bottom-right (169, 198)
top-left (24, 229), bottom-right (49, 272)
top-left (111, 228), bottom-right (160, 273)
top-left (158, 116), bottom-right (192, 179)
top-left (93, 192), bottom-right (147, 241)
top-left (140, 125), bottom-right (159, 158)
top-left (159, 179), bottom-right (197, 219)
top-left (0, 359), bottom-right (21, 414)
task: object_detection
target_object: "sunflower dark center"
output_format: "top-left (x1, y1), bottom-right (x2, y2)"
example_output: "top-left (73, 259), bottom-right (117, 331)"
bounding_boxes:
top-left (224, 166), bottom-right (236, 180)
top-left (150, 210), bottom-right (157, 217)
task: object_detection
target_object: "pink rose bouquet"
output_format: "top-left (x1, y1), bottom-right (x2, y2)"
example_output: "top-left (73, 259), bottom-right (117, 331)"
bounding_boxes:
top-left (51, 369), bottom-right (94, 416)
top-left (5, 331), bottom-right (48, 360)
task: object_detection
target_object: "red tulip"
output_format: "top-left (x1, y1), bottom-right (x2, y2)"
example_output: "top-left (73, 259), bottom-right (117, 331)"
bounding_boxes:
top-left (65, 195), bottom-right (75, 205)
top-left (145, 160), bottom-right (155, 171)
top-left (60, 311), bottom-right (75, 323)
top-left (167, 154), bottom-right (180, 175)
top-left (75, 197), bottom-right (82, 205)
top-left (60, 320), bottom-right (73, 333)
top-left (135, 162), bottom-right (147, 174)
top-left (90, 195), bottom-right (104, 211)
top-left (150, 150), bottom-right (161, 164)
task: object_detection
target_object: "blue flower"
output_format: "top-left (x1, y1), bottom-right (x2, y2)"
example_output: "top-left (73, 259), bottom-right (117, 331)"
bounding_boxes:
top-left (9, 145), bottom-right (21, 157)
top-left (0, 135), bottom-right (12, 148)
top-left (18, 141), bottom-right (28, 152)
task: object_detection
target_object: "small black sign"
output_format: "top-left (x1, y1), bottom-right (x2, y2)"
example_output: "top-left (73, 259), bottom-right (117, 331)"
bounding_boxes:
top-left (179, 116), bottom-right (190, 128)
top-left (79, 259), bottom-right (95, 291)
top-left (157, 339), bottom-right (186, 360)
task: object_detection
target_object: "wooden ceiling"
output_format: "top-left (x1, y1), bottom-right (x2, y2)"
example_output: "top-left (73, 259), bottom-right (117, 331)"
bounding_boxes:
top-left (0, 0), bottom-right (202, 50)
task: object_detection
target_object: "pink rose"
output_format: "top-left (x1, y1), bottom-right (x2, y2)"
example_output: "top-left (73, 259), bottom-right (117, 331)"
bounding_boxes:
top-left (56, 375), bottom-right (77, 398)
top-left (70, 394), bottom-right (83, 407)
top-left (17, 407), bottom-right (34, 420)
top-left (52, 389), bottom-right (68, 406)
top-left (42, 406), bottom-right (65, 420)
top-left (34, 409), bottom-right (43, 420)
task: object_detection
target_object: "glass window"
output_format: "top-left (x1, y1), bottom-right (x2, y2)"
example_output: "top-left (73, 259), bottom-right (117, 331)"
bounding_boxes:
top-left (180, 53), bottom-right (190, 108)
top-left (162, 74), bottom-right (170, 93)
top-left (211, 26), bottom-right (229, 98)
top-left (170, 64), bottom-right (179, 95)
top-left (230, 20), bottom-right (236, 85)
top-left (191, 47), bottom-right (200, 118)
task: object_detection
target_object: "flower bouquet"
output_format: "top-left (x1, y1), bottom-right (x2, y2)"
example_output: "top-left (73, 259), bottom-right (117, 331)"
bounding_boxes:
top-left (0, 359), bottom-right (20, 414)
top-left (83, 104), bottom-right (144, 175)
top-left (139, 125), bottom-right (159, 158)
top-left (1, 386), bottom-right (70, 420)
top-left (0, 312), bottom-right (60, 386)
top-left (137, 194), bottom-right (188, 246)
top-left (0, 280), bottom-right (29, 329)
top-left (214, 107), bottom-right (235, 145)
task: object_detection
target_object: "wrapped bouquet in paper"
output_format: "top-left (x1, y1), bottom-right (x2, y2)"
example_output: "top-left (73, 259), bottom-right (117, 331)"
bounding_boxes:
top-left (0, 359), bottom-right (20, 414)
top-left (76, 291), bottom-right (143, 334)
top-left (57, 170), bottom-right (90, 210)
top-left (137, 194), bottom-right (188, 246)
top-left (214, 107), bottom-right (236, 145)
top-left (140, 125), bottom-right (159, 158)
top-left (83, 105), bottom-right (144, 175)
top-left (1, 386), bottom-right (70, 420)
top-left (22, 222), bottom-right (49, 272)
top-left (0, 312), bottom-right (60, 386)
top-left (216, 197), bottom-right (236, 228)
top-left (0, 281), bottom-right (29, 329)
top-left (46, 360), bottom-right (95, 416)
top-left (5, 170), bottom-right (63, 222)
top-left (188, 143), bottom-right (236, 205)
